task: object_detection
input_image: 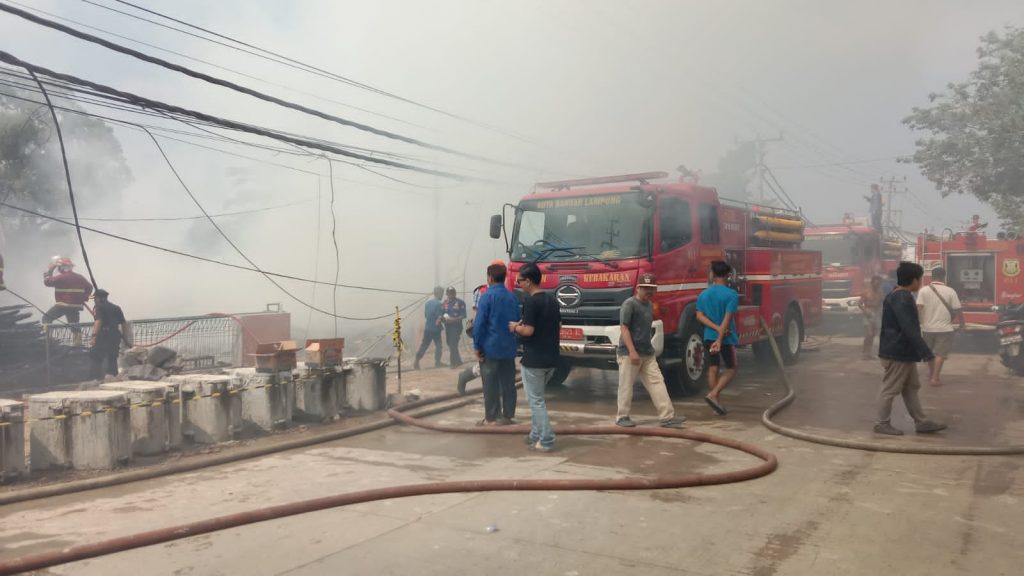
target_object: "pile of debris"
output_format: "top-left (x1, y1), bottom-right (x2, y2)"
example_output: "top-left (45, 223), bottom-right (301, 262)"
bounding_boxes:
top-left (119, 345), bottom-right (185, 381)
top-left (0, 304), bottom-right (90, 394)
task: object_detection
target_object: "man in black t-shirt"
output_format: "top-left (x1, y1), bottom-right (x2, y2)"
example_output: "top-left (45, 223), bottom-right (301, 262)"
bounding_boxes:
top-left (509, 263), bottom-right (560, 451)
top-left (89, 289), bottom-right (129, 380)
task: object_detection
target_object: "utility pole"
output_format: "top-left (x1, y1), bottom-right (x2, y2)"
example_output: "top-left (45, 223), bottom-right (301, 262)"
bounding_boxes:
top-left (433, 172), bottom-right (440, 289)
top-left (738, 133), bottom-right (784, 202)
top-left (879, 176), bottom-right (908, 235)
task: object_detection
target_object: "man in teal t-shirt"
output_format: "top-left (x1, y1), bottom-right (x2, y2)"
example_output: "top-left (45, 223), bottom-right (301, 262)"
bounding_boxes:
top-left (696, 260), bottom-right (740, 416)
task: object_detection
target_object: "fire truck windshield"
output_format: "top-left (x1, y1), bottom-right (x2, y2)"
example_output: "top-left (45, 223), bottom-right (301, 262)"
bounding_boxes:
top-left (803, 234), bottom-right (858, 266)
top-left (511, 192), bottom-right (650, 262)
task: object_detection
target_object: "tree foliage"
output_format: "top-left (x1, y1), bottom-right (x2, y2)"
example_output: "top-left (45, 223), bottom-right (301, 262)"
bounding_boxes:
top-left (0, 89), bottom-right (132, 232)
top-left (904, 26), bottom-right (1024, 226)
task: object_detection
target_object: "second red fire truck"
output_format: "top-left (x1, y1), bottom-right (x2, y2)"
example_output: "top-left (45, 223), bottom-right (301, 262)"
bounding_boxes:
top-left (489, 171), bottom-right (822, 395)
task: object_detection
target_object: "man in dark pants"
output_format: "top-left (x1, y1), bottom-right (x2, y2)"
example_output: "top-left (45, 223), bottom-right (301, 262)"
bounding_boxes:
top-left (90, 289), bottom-right (129, 380)
top-left (414, 286), bottom-right (445, 370)
top-left (441, 286), bottom-right (467, 367)
top-left (472, 263), bottom-right (520, 425)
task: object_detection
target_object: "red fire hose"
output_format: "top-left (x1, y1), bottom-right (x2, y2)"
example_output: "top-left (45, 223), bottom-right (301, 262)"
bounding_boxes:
top-left (0, 409), bottom-right (777, 574)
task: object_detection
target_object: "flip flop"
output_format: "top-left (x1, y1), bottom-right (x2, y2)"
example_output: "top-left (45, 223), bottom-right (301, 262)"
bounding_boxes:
top-left (705, 397), bottom-right (727, 416)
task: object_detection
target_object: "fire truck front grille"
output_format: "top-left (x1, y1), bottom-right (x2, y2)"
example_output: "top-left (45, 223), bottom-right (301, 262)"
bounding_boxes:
top-left (823, 280), bottom-right (853, 298)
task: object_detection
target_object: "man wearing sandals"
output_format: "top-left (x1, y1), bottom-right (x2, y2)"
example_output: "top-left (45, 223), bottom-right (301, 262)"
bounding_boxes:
top-left (473, 262), bottom-right (520, 426)
top-left (614, 273), bottom-right (685, 428)
top-left (698, 261), bottom-right (739, 417)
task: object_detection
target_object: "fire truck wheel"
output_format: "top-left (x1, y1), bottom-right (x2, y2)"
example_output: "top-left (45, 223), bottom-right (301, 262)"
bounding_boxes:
top-left (548, 359), bottom-right (572, 387)
top-left (780, 306), bottom-right (804, 365)
top-left (752, 341), bottom-right (774, 365)
top-left (664, 321), bottom-right (708, 396)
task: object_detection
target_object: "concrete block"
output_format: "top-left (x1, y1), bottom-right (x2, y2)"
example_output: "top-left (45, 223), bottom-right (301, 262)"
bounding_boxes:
top-left (240, 373), bottom-right (294, 432)
top-left (294, 374), bottom-right (340, 421)
top-left (345, 359), bottom-right (387, 411)
top-left (0, 399), bottom-right (26, 481)
top-left (166, 374), bottom-right (243, 444)
top-left (100, 381), bottom-right (182, 456)
top-left (27, 391), bottom-right (131, 471)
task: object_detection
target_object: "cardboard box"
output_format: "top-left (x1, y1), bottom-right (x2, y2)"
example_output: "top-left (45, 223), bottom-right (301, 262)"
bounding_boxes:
top-left (252, 340), bottom-right (300, 373)
top-left (305, 338), bottom-right (345, 369)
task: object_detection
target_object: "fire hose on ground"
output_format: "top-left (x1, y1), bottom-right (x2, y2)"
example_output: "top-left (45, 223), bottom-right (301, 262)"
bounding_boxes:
top-left (0, 394), bottom-right (779, 574)
top-left (758, 316), bottom-right (1024, 456)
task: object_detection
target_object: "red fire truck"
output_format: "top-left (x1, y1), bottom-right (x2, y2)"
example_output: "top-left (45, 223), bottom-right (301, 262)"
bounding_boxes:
top-left (804, 221), bottom-right (900, 315)
top-left (917, 228), bottom-right (1024, 329)
top-left (488, 171), bottom-right (822, 395)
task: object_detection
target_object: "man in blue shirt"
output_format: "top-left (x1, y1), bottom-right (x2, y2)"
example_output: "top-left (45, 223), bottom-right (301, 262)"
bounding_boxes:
top-left (414, 287), bottom-right (445, 370)
top-left (473, 263), bottom-right (521, 425)
top-left (697, 260), bottom-right (740, 416)
top-left (441, 287), bottom-right (467, 367)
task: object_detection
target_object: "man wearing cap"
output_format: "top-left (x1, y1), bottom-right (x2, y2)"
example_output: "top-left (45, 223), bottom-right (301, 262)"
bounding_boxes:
top-left (441, 287), bottom-right (467, 367)
top-left (89, 289), bottom-right (129, 380)
top-left (616, 272), bottom-right (685, 428)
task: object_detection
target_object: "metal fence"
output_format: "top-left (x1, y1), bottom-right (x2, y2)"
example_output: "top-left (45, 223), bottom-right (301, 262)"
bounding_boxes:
top-left (48, 315), bottom-right (242, 367)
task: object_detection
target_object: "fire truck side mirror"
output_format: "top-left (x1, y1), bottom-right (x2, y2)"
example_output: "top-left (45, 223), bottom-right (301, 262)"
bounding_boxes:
top-left (489, 214), bottom-right (503, 239)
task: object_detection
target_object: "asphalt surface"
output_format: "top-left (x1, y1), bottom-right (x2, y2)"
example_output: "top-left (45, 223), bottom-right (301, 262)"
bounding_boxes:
top-left (1, 334), bottom-right (1021, 575)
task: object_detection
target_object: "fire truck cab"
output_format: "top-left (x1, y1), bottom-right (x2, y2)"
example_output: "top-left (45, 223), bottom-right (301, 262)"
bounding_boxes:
top-left (804, 222), bottom-right (900, 315)
top-left (490, 171), bottom-right (822, 395)
top-left (917, 229), bottom-right (1024, 330)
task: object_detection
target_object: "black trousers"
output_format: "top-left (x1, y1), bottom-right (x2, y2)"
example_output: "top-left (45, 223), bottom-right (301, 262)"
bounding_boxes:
top-left (480, 358), bottom-right (516, 421)
top-left (445, 327), bottom-right (463, 366)
top-left (90, 335), bottom-right (119, 380)
top-left (415, 330), bottom-right (443, 365)
top-left (43, 305), bottom-right (81, 333)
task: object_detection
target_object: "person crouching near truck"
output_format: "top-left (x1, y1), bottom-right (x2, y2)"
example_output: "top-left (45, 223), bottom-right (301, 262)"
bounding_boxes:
top-left (509, 262), bottom-right (560, 452)
top-left (697, 260), bottom-right (739, 416)
top-left (615, 273), bottom-right (685, 428)
top-left (874, 262), bottom-right (946, 436)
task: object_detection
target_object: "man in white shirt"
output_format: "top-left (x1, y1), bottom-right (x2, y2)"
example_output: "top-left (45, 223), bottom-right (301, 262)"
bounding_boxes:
top-left (916, 267), bottom-right (965, 386)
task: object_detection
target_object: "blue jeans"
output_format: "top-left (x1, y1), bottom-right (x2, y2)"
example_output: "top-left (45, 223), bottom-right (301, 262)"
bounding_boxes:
top-left (521, 366), bottom-right (555, 448)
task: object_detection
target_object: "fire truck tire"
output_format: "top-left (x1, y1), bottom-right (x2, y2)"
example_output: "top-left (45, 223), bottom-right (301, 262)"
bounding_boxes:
top-left (548, 359), bottom-right (572, 387)
top-left (664, 321), bottom-right (708, 396)
top-left (780, 306), bottom-right (804, 365)
top-left (752, 341), bottom-right (774, 365)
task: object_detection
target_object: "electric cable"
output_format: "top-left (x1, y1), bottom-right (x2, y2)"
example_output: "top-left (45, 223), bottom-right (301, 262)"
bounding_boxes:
top-left (0, 200), bottom-right (425, 296)
top-left (26, 68), bottom-right (97, 289)
top-left (141, 127), bottom-right (405, 321)
top-left (3, 0), bottom-right (428, 130)
top-left (326, 157), bottom-right (340, 336)
top-left (0, 3), bottom-right (525, 170)
top-left (90, 0), bottom-right (546, 147)
top-left (0, 50), bottom-right (464, 179)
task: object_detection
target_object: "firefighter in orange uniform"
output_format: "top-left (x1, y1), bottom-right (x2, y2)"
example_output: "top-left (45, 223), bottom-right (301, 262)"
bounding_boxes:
top-left (42, 256), bottom-right (93, 344)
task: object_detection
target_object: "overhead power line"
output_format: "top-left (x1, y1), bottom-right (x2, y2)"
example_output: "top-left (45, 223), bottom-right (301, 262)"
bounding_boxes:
top-left (27, 68), bottom-right (98, 288)
top-left (6, 0), bottom-right (428, 131)
top-left (0, 200), bottom-right (427, 297)
top-left (0, 49), bottom-right (465, 179)
top-left (142, 127), bottom-right (385, 321)
top-left (0, 2), bottom-right (524, 170)
top-left (88, 0), bottom-right (543, 146)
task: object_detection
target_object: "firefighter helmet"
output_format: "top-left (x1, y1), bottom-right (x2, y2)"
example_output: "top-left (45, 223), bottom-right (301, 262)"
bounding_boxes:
top-left (50, 256), bottom-right (74, 269)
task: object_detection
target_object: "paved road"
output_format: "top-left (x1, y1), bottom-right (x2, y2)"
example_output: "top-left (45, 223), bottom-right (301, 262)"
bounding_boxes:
top-left (1, 338), bottom-right (1021, 575)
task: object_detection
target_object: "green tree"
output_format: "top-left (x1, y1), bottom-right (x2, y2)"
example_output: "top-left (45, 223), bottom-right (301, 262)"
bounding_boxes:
top-left (903, 26), bottom-right (1024, 226)
top-left (0, 89), bottom-right (132, 263)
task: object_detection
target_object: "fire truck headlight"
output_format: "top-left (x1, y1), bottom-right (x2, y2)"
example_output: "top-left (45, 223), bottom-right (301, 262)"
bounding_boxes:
top-left (847, 299), bottom-right (859, 307)
top-left (992, 305), bottom-right (1000, 313)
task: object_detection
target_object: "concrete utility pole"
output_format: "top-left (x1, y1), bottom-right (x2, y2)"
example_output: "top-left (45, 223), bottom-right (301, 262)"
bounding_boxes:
top-left (738, 133), bottom-right (784, 203)
top-left (433, 173), bottom-right (440, 289)
top-left (879, 176), bottom-right (908, 234)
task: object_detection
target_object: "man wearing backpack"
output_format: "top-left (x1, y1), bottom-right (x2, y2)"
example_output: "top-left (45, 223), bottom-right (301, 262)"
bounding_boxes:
top-left (916, 267), bottom-right (965, 386)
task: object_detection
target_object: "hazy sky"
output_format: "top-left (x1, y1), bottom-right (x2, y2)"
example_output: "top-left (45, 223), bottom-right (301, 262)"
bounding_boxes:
top-left (1, 0), bottom-right (1020, 341)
